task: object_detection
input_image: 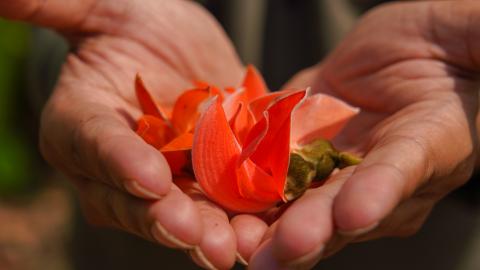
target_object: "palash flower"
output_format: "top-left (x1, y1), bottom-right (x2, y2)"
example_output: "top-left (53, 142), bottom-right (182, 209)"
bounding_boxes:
top-left (135, 66), bottom-right (360, 213)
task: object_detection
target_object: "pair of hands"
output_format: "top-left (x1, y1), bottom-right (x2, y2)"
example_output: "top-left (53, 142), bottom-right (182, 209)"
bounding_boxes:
top-left (2, 0), bottom-right (479, 269)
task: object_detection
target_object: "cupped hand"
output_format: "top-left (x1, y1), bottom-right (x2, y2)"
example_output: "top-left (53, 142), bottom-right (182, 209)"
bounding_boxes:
top-left (245, 2), bottom-right (480, 268)
top-left (1, 0), bottom-right (246, 268)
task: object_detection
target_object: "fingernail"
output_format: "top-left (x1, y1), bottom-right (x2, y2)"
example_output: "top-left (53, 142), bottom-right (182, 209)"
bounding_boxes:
top-left (236, 252), bottom-right (248, 266)
top-left (189, 246), bottom-right (217, 270)
top-left (248, 240), bottom-right (286, 270)
top-left (125, 180), bottom-right (161, 199)
top-left (285, 244), bottom-right (324, 269)
top-left (337, 222), bottom-right (379, 236)
top-left (151, 221), bottom-right (193, 249)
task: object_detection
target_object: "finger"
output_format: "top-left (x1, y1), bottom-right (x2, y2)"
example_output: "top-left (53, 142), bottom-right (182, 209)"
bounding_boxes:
top-left (318, 195), bottom-right (435, 260)
top-left (189, 201), bottom-right (236, 270)
top-left (0, 0), bottom-right (97, 29)
top-left (248, 168), bottom-right (354, 270)
top-left (231, 215), bottom-right (268, 265)
top-left (177, 178), bottom-right (237, 270)
top-left (333, 137), bottom-right (430, 234)
top-left (78, 179), bottom-right (203, 249)
top-left (333, 100), bottom-right (475, 234)
top-left (351, 195), bottom-right (435, 242)
top-left (40, 96), bottom-right (172, 200)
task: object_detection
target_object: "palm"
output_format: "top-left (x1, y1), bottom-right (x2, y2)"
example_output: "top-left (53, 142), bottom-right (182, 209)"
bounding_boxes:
top-left (247, 3), bottom-right (479, 267)
top-left (39, 0), bottom-right (245, 268)
top-left (58, 0), bottom-right (242, 115)
top-left (322, 30), bottom-right (477, 155)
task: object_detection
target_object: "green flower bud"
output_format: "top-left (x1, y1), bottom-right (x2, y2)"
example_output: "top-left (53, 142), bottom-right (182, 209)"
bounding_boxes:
top-left (315, 153), bottom-right (336, 180)
top-left (285, 139), bottom-right (362, 202)
top-left (285, 153), bottom-right (316, 201)
top-left (338, 152), bottom-right (362, 168)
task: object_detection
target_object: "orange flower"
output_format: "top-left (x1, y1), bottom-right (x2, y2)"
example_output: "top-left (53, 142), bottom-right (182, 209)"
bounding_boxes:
top-left (135, 65), bottom-right (359, 213)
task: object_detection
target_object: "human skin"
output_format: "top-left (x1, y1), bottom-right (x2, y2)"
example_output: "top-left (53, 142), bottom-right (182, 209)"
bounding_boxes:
top-left (0, 0), bottom-right (248, 268)
top-left (2, 0), bottom-right (479, 269)
top-left (243, 1), bottom-right (480, 269)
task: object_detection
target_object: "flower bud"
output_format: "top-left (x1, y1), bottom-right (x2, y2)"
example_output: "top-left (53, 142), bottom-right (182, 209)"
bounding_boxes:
top-left (285, 139), bottom-right (362, 201)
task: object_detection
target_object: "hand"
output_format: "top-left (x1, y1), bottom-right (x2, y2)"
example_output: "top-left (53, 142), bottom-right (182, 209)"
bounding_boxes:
top-left (246, 2), bottom-right (480, 268)
top-left (0, 0), bottom-right (245, 268)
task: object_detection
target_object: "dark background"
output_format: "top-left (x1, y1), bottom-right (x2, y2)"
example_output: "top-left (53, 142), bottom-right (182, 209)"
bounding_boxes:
top-left (1, 0), bottom-right (479, 269)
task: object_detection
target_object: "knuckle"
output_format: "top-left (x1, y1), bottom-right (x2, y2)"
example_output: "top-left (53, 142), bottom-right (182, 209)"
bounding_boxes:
top-left (39, 99), bottom-right (68, 166)
top-left (395, 222), bottom-right (423, 238)
top-left (454, 152), bottom-right (476, 184)
top-left (98, 186), bottom-right (123, 228)
top-left (38, 133), bottom-right (56, 166)
top-left (71, 113), bottom-right (125, 186)
top-left (71, 114), bottom-right (105, 165)
top-left (393, 208), bottom-right (430, 238)
top-left (83, 212), bottom-right (106, 227)
top-left (78, 197), bottom-right (111, 228)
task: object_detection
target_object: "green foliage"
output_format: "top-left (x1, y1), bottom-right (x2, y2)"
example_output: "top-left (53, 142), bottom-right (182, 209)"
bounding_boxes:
top-left (0, 134), bottom-right (32, 195)
top-left (0, 19), bottom-right (35, 196)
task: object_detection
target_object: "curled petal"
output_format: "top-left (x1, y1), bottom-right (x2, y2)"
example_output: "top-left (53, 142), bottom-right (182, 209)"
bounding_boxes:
top-left (171, 85), bottom-right (225, 134)
top-left (228, 102), bottom-right (255, 145)
top-left (160, 133), bottom-right (194, 176)
top-left (135, 75), bottom-right (169, 120)
top-left (136, 115), bottom-right (171, 149)
top-left (291, 93), bottom-right (359, 145)
top-left (208, 85), bottom-right (224, 102)
top-left (248, 90), bottom-right (292, 121)
top-left (192, 98), bottom-right (279, 213)
top-left (171, 88), bottom-right (210, 133)
top-left (161, 132), bottom-right (194, 152)
top-left (223, 88), bottom-right (247, 120)
top-left (241, 91), bottom-right (307, 199)
top-left (242, 65), bottom-right (268, 101)
top-left (236, 158), bottom-right (280, 203)
top-left (225, 87), bottom-right (236, 94)
top-left (238, 112), bottom-right (269, 166)
top-left (194, 80), bottom-right (224, 101)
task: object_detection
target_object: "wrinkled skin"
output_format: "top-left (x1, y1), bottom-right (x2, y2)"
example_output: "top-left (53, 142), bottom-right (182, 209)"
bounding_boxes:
top-left (1, 0), bottom-right (245, 268)
top-left (245, 2), bottom-right (480, 269)
top-left (2, 0), bottom-right (480, 269)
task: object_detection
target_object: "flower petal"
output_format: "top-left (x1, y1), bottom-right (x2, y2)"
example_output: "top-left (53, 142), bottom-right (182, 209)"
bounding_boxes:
top-left (161, 132), bottom-right (194, 152)
top-left (242, 65), bottom-right (268, 101)
top-left (248, 90), bottom-right (292, 121)
top-left (236, 158), bottom-right (280, 203)
top-left (228, 102), bottom-right (255, 145)
top-left (291, 93), bottom-right (359, 145)
top-left (163, 151), bottom-right (190, 176)
top-left (192, 98), bottom-right (278, 213)
top-left (135, 75), bottom-right (169, 120)
top-left (193, 80), bottom-right (210, 89)
top-left (223, 88), bottom-right (247, 120)
top-left (240, 91), bottom-right (307, 199)
top-left (171, 88), bottom-right (210, 133)
top-left (194, 81), bottom-right (224, 100)
top-left (237, 112), bottom-right (269, 166)
top-left (136, 115), bottom-right (171, 149)
top-left (160, 133), bottom-right (194, 176)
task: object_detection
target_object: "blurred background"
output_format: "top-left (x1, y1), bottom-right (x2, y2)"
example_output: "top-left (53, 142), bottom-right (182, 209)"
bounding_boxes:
top-left (1, 0), bottom-right (480, 269)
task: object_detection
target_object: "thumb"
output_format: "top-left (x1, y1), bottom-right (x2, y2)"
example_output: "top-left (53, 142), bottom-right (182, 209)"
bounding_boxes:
top-left (0, 0), bottom-right (97, 29)
top-left (333, 96), bottom-right (477, 233)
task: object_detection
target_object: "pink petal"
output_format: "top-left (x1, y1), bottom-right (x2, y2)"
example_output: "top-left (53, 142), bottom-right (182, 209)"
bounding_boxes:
top-left (291, 93), bottom-right (359, 145)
